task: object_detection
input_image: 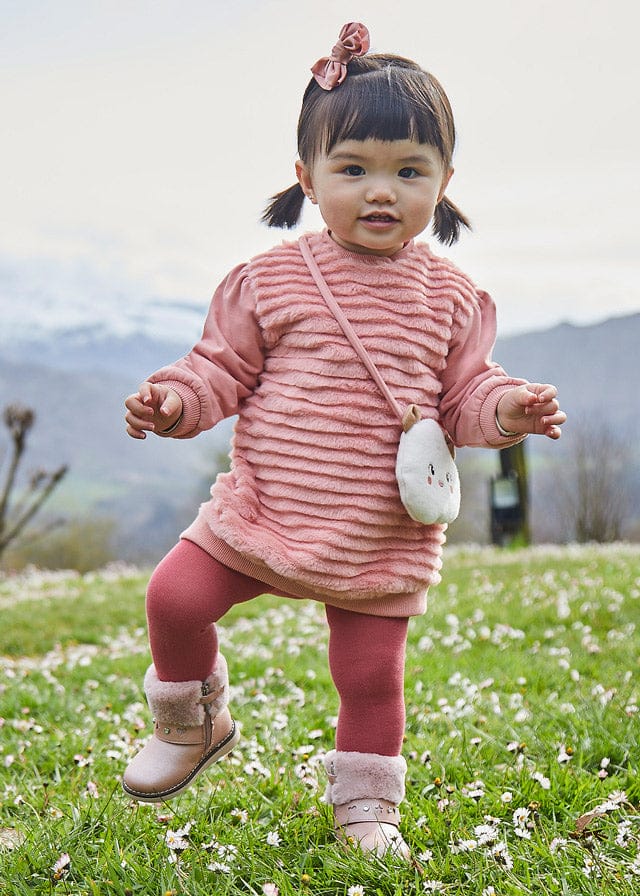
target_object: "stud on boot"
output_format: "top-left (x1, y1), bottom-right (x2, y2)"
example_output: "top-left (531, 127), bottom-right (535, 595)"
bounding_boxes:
top-left (122, 654), bottom-right (239, 802)
top-left (324, 749), bottom-right (410, 860)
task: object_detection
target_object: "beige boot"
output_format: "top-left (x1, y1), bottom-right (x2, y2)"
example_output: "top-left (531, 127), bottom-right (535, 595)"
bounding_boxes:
top-left (324, 749), bottom-right (410, 860)
top-left (123, 654), bottom-right (239, 802)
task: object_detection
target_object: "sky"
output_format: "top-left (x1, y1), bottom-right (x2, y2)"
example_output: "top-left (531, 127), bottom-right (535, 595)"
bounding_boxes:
top-left (2, 0), bottom-right (639, 341)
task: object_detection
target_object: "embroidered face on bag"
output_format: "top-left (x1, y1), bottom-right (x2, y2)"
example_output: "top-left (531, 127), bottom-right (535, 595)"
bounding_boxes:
top-left (426, 462), bottom-right (456, 494)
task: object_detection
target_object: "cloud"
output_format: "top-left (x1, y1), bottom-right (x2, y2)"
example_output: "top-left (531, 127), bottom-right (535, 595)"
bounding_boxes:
top-left (2, 0), bottom-right (639, 339)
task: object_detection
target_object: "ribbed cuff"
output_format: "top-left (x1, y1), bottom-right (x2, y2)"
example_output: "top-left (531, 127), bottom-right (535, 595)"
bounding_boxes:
top-left (151, 379), bottom-right (201, 438)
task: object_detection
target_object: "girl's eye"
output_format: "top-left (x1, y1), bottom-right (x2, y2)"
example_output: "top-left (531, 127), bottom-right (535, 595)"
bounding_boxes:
top-left (343, 165), bottom-right (365, 176)
top-left (398, 167), bottom-right (419, 179)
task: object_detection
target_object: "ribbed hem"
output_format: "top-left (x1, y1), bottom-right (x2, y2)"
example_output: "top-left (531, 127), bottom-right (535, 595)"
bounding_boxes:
top-left (181, 515), bottom-right (427, 618)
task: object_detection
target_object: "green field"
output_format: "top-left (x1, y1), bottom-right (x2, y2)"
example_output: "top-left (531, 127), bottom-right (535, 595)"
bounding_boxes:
top-left (1, 544), bottom-right (639, 894)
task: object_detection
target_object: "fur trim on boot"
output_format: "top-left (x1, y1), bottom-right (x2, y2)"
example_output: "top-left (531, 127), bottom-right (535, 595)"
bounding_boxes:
top-left (323, 750), bottom-right (410, 860)
top-left (143, 653), bottom-right (230, 728)
top-left (122, 653), bottom-right (239, 802)
top-left (323, 749), bottom-right (407, 805)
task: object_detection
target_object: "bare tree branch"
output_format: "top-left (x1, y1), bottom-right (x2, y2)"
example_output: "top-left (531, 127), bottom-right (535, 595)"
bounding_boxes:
top-left (0, 405), bottom-right (35, 534)
top-left (0, 404), bottom-right (68, 561)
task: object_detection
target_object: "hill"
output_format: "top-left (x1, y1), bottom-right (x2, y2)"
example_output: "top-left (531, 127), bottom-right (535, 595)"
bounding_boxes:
top-left (494, 313), bottom-right (640, 432)
top-left (0, 337), bottom-right (234, 561)
top-left (1, 312), bottom-right (638, 561)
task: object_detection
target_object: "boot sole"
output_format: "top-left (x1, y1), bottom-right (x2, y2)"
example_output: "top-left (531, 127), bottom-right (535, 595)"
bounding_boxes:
top-left (122, 719), bottom-right (240, 802)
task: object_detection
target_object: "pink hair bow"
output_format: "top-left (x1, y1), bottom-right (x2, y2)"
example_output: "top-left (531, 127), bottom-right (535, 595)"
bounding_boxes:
top-left (311, 22), bottom-right (370, 91)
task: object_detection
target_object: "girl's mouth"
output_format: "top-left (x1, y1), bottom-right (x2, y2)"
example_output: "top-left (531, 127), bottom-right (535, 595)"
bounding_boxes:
top-left (361, 213), bottom-right (398, 224)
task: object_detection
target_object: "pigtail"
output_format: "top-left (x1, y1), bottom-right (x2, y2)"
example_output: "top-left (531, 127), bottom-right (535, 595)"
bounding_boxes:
top-left (261, 183), bottom-right (306, 229)
top-left (432, 195), bottom-right (471, 246)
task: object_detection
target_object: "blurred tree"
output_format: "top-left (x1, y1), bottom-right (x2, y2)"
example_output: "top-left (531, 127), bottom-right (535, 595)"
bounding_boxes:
top-left (561, 422), bottom-right (629, 543)
top-left (0, 404), bottom-right (68, 562)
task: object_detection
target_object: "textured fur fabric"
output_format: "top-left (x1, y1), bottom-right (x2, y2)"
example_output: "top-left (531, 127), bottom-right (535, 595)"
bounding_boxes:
top-left (150, 229), bottom-right (525, 602)
top-left (323, 749), bottom-right (407, 805)
top-left (143, 653), bottom-right (229, 728)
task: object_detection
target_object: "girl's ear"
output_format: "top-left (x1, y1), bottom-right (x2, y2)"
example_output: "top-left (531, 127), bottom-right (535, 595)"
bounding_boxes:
top-left (295, 160), bottom-right (316, 204)
top-left (438, 166), bottom-right (454, 204)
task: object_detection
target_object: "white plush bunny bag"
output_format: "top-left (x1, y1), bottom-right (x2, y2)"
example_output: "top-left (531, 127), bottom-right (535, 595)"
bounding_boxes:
top-left (299, 238), bottom-right (461, 526)
top-left (395, 406), bottom-right (460, 524)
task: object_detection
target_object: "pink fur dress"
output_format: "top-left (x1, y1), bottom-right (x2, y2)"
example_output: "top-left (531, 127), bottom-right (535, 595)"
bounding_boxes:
top-left (147, 230), bottom-right (524, 617)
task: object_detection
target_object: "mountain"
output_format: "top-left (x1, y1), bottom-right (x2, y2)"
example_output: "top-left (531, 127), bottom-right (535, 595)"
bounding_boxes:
top-left (1, 311), bottom-right (638, 562)
top-left (493, 313), bottom-right (640, 432)
top-left (0, 330), bottom-right (235, 562)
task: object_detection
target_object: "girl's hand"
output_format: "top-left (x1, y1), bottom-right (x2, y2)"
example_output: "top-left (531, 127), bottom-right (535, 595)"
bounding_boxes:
top-left (124, 383), bottom-right (183, 440)
top-left (496, 384), bottom-right (566, 440)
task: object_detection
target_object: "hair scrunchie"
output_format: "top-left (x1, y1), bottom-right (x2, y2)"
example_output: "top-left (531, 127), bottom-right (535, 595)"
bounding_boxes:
top-left (310, 22), bottom-right (370, 91)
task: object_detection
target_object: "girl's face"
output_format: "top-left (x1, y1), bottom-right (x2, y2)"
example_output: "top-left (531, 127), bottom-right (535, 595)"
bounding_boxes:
top-left (296, 138), bottom-right (452, 257)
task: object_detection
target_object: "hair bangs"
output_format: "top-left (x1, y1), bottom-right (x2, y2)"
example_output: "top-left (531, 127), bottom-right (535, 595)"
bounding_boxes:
top-left (300, 63), bottom-right (449, 163)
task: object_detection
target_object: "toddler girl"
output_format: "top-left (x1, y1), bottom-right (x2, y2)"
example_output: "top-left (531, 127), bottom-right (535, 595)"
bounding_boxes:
top-left (123, 23), bottom-right (566, 859)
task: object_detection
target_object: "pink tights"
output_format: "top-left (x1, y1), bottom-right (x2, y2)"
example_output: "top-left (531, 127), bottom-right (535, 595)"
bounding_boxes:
top-left (145, 539), bottom-right (408, 756)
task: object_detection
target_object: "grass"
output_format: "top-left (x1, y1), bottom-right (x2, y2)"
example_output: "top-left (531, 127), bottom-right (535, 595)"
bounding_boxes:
top-left (1, 543), bottom-right (639, 894)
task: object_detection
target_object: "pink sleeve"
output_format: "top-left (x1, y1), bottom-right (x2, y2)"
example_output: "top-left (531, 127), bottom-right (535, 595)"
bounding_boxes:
top-left (147, 264), bottom-right (265, 439)
top-left (439, 289), bottom-right (528, 448)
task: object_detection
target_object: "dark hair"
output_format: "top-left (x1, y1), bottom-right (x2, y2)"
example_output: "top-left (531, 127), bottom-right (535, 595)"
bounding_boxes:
top-left (262, 54), bottom-right (470, 245)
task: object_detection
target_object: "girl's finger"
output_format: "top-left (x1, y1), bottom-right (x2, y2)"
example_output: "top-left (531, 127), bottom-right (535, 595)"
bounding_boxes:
top-left (138, 382), bottom-right (156, 406)
top-left (544, 411), bottom-right (567, 426)
top-left (125, 424), bottom-right (147, 440)
top-left (125, 411), bottom-right (155, 431)
top-left (125, 400), bottom-right (153, 418)
top-left (536, 384), bottom-right (558, 402)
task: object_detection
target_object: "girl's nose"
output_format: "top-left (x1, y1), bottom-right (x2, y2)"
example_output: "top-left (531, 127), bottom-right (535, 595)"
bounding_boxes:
top-left (365, 180), bottom-right (396, 204)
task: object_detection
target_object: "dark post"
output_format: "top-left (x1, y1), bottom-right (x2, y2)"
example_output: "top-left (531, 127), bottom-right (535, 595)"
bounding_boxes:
top-left (490, 442), bottom-right (529, 546)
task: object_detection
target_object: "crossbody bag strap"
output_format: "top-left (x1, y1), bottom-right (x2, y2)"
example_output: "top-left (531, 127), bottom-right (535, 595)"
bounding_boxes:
top-left (299, 237), bottom-right (421, 431)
